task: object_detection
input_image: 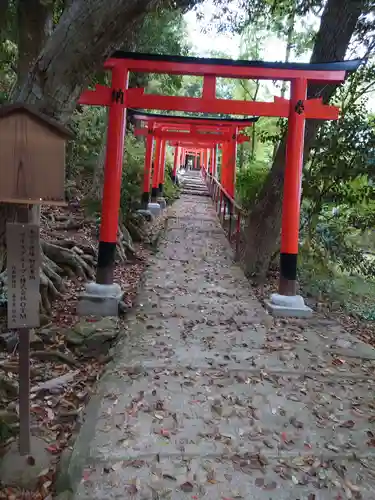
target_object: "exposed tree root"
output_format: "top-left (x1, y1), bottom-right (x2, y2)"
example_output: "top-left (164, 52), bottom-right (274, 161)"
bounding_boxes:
top-left (0, 238), bottom-right (97, 316)
top-left (118, 224), bottom-right (139, 261)
top-left (0, 203), bottom-right (147, 316)
top-left (42, 241), bottom-right (95, 280)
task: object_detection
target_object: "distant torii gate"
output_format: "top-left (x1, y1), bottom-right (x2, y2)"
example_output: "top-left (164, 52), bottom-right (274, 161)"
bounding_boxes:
top-left (79, 52), bottom-right (360, 317)
top-left (130, 111), bottom-right (257, 204)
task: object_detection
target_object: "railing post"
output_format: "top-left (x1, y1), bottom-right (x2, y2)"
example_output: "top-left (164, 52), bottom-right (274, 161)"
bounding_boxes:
top-left (235, 211), bottom-right (241, 257)
top-left (219, 190), bottom-right (223, 221)
top-left (228, 201), bottom-right (233, 241)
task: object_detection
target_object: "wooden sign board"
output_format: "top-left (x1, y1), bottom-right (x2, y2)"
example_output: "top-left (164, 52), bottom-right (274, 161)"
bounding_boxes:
top-left (0, 105), bottom-right (71, 205)
top-left (7, 223), bottom-right (41, 329)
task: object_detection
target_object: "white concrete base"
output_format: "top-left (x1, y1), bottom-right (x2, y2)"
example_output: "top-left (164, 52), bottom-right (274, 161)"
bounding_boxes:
top-left (77, 282), bottom-right (123, 317)
top-left (157, 197), bottom-right (167, 209)
top-left (147, 202), bottom-right (161, 217)
top-left (265, 293), bottom-right (313, 318)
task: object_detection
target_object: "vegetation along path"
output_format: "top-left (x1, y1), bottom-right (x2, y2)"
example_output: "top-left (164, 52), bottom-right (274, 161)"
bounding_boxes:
top-left (72, 173), bottom-right (375, 499)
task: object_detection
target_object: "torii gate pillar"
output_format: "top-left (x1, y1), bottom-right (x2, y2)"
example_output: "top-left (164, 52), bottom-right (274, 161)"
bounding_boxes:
top-left (172, 146), bottom-right (179, 183)
top-left (151, 137), bottom-right (162, 202)
top-left (78, 64), bottom-right (128, 316)
top-left (265, 78), bottom-right (312, 317)
top-left (158, 140), bottom-right (167, 196)
top-left (141, 130), bottom-right (154, 208)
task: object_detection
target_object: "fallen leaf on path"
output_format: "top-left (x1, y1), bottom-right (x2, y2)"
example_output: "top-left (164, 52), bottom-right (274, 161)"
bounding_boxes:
top-left (344, 479), bottom-right (361, 493)
top-left (46, 444), bottom-right (60, 454)
top-left (332, 358), bottom-right (345, 366)
top-left (339, 420), bottom-right (355, 429)
top-left (180, 481), bottom-right (194, 492)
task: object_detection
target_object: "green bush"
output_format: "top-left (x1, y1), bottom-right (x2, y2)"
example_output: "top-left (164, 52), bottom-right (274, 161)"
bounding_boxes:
top-left (163, 160), bottom-right (180, 204)
top-left (299, 248), bottom-right (375, 321)
top-left (121, 134), bottom-right (145, 218)
top-left (236, 161), bottom-right (269, 209)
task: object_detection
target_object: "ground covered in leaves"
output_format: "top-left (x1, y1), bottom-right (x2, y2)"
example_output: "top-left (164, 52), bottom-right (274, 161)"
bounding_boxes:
top-left (251, 268), bottom-right (375, 356)
top-left (1, 173), bottom-right (375, 499)
top-left (70, 174), bottom-right (375, 500)
top-left (0, 200), bottom-right (167, 499)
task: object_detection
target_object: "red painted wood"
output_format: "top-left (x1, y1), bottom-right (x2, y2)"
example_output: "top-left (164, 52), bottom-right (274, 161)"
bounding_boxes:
top-left (281, 78), bottom-right (307, 255)
top-left (99, 66), bottom-right (129, 243)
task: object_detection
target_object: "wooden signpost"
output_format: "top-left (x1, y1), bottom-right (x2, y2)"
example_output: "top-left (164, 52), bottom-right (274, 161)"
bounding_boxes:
top-left (0, 103), bottom-right (72, 456)
top-left (7, 222), bottom-right (41, 454)
top-left (0, 104), bottom-right (69, 205)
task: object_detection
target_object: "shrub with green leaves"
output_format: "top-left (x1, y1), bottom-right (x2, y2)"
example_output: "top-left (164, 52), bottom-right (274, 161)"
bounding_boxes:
top-left (236, 161), bottom-right (269, 209)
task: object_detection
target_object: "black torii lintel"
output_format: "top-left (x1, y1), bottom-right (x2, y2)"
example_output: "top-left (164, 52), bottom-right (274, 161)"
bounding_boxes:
top-left (112, 51), bottom-right (362, 75)
top-left (127, 109), bottom-right (260, 124)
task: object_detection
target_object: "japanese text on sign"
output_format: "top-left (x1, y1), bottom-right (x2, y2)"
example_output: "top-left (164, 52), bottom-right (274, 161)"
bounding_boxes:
top-left (6, 223), bottom-right (40, 328)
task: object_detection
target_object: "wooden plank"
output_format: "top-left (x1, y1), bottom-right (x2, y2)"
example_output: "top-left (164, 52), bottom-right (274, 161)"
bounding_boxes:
top-left (6, 222), bottom-right (41, 329)
top-left (19, 327), bottom-right (30, 455)
top-left (0, 114), bottom-right (66, 204)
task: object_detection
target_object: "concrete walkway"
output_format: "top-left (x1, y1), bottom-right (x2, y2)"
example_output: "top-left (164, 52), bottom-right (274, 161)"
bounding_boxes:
top-left (72, 172), bottom-right (375, 499)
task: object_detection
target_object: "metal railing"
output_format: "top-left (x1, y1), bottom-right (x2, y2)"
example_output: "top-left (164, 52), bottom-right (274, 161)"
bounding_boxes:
top-left (203, 170), bottom-right (247, 258)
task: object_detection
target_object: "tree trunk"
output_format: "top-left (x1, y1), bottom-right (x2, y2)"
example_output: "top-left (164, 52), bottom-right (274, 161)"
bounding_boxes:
top-left (13, 0), bottom-right (187, 123)
top-left (271, 3), bottom-right (295, 161)
top-left (17, 0), bottom-right (53, 84)
top-left (0, 0), bottom-right (53, 278)
top-left (251, 81), bottom-right (260, 159)
top-left (242, 0), bottom-right (366, 280)
top-left (0, 0), bottom-right (196, 310)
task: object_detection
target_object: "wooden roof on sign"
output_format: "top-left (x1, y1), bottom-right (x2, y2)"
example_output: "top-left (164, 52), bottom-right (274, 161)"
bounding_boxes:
top-left (0, 103), bottom-right (74, 139)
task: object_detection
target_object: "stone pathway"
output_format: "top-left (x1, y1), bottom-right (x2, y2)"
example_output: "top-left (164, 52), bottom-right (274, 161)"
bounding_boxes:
top-left (72, 172), bottom-right (375, 499)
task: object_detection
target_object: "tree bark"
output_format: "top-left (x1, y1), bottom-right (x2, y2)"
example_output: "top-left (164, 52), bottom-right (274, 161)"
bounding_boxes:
top-left (17, 0), bottom-right (53, 84)
top-left (0, 0), bottom-right (53, 280)
top-left (242, 0), bottom-right (366, 280)
top-left (13, 0), bottom-right (190, 122)
top-left (1, 0), bottom-right (197, 309)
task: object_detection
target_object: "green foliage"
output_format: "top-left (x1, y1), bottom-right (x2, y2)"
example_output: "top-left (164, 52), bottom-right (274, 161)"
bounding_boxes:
top-left (236, 161), bottom-right (269, 209)
top-left (299, 248), bottom-right (375, 321)
top-left (138, 9), bottom-right (189, 56)
top-left (131, 9), bottom-right (190, 96)
top-left (61, 8), bottom-right (189, 223)
top-left (0, 38), bottom-right (16, 103)
top-left (67, 107), bottom-right (106, 180)
top-left (300, 63), bottom-right (375, 279)
top-left (120, 133), bottom-right (145, 220)
top-left (163, 152), bottom-right (181, 204)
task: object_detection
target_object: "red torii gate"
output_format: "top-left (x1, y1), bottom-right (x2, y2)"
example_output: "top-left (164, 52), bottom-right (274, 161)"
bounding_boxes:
top-left (130, 111), bottom-right (257, 204)
top-left (134, 127), bottom-right (250, 201)
top-left (78, 52), bottom-right (360, 317)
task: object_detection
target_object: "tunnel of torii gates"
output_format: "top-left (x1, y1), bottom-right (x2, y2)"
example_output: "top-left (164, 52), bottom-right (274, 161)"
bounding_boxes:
top-left (128, 110), bottom-right (259, 203)
top-left (78, 52), bottom-right (360, 316)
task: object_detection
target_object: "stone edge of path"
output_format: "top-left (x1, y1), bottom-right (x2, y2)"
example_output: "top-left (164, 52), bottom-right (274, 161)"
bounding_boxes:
top-left (54, 211), bottom-right (171, 499)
